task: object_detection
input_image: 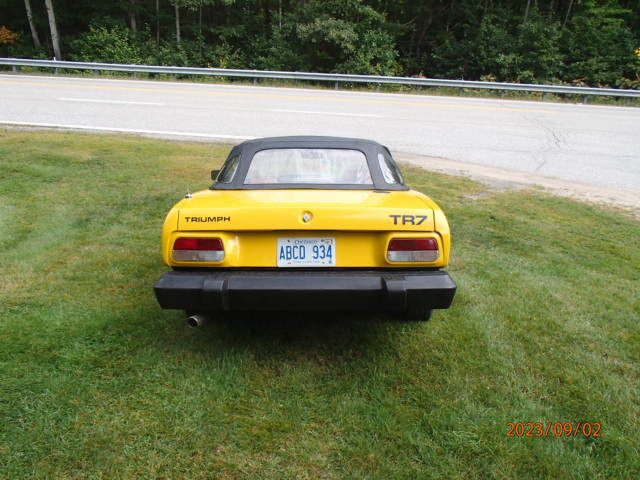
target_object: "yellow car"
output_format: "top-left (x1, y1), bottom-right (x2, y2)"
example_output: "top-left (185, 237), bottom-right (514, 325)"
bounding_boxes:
top-left (154, 136), bottom-right (456, 325)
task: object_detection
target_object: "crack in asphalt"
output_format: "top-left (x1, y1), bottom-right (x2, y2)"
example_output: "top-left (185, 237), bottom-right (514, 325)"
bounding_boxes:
top-left (522, 113), bottom-right (567, 173)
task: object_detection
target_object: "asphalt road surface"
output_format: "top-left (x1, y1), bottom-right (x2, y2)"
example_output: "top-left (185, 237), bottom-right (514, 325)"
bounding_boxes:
top-left (1, 73), bottom-right (639, 193)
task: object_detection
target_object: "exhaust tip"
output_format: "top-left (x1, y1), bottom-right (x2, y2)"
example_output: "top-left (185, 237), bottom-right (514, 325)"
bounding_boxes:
top-left (186, 314), bottom-right (209, 328)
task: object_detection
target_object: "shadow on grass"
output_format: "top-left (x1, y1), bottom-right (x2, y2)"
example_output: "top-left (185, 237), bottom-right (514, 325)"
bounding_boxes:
top-left (153, 308), bottom-right (414, 369)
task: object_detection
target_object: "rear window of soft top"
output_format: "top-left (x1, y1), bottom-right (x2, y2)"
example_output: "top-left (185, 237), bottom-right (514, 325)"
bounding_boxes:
top-left (244, 148), bottom-right (373, 185)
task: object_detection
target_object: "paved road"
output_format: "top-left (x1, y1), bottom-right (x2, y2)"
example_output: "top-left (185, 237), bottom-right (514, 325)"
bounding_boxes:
top-left (1, 73), bottom-right (639, 191)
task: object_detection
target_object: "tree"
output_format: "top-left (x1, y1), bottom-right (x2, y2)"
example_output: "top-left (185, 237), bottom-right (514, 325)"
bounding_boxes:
top-left (562, 0), bottom-right (575, 29)
top-left (156, 0), bottom-right (160, 44)
top-left (128, 0), bottom-right (137, 32)
top-left (289, 0), bottom-right (400, 74)
top-left (562, 0), bottom-right (636, 85)
top-left (44, 0), bottom-right (61, 59)
top-left (0, 26), bottom-right (21, 45)
top-left (0, 0), bottom-right (636, 87)
top-left (23, 0), bottom-right (41, 48)
top-left (173, 0), bottom-right (181, 44)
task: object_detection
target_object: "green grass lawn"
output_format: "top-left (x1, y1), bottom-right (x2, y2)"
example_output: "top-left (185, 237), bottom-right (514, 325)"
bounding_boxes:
top-left (0, 130), bottom-right (638, 479)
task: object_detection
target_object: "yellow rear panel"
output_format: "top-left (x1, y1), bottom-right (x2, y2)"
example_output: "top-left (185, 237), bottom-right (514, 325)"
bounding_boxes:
top-left (162, 189), bottom-right (451, 268)
top-left (164, 230), bottom-right (447, 268)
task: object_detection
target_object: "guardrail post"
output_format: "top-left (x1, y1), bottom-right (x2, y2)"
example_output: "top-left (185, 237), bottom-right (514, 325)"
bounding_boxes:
top-left (253, 77), bottom-right (258, 85)
top-left (583, 95), bottom-right (589, 104)
top-left (12, 65), bottom-right (19, 73)
top-left (376, 83), bottom-right (381, 92)
top-left (335, 81), bottom-right (339, 90)
top-left (542, 93), bottom-right (549, 102)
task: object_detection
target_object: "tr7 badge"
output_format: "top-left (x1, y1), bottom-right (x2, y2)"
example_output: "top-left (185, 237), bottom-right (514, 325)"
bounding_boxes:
top-left (389, 214), bottom-right (428, 225)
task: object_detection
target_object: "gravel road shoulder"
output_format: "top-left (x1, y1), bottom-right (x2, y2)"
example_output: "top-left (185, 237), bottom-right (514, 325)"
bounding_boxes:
top-left (395, 152), bottom-right (640, 219)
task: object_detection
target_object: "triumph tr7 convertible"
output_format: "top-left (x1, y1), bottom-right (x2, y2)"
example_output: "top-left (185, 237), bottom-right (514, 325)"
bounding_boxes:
top-left (154, 136), bottom-right (456, 326)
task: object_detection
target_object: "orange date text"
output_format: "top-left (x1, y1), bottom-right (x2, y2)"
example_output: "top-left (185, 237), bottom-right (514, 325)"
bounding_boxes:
top-left (506, 422), bottom-right (602, 438)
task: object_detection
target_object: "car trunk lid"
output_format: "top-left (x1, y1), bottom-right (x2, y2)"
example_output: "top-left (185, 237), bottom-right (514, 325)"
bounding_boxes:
top-left (177, 189), bottom-right (435, 231)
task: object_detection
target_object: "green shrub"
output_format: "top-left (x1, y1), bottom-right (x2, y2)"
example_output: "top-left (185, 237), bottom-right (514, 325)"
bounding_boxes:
top-left (561, 0), bottom-right (637, 86)
top-left (71, 25), bottom-right (143, 64)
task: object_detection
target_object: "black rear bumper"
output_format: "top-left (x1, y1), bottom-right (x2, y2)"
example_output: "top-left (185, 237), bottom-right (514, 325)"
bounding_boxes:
top-left (154, 269), bottom-right (456, 313)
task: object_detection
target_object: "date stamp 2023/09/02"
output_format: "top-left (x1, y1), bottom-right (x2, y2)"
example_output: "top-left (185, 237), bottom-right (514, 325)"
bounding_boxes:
top-left (507, 422), bottom-right (602, 438)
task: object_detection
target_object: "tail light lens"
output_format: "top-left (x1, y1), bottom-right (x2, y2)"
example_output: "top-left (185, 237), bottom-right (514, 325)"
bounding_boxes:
top-left (172, 237), bottom-right (224, 262)
top-left (387, 237), bottom-right (439, 262)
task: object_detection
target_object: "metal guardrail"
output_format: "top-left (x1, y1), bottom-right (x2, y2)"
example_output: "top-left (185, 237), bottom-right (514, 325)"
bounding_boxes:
top-left (1, 57), bottom-right (639, 99)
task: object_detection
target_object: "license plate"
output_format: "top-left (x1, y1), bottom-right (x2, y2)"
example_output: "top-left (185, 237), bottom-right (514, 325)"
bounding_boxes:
top-left (277, 237), bottom-right (336, 267)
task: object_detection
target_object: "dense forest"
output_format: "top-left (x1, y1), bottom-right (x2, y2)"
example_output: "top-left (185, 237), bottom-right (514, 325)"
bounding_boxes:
top-left (1, 0), bottom-right (639, 88)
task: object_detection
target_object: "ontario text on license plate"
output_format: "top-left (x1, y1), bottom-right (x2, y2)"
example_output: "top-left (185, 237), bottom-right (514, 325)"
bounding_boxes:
top-left (277, 237), bottom-right (336, 267)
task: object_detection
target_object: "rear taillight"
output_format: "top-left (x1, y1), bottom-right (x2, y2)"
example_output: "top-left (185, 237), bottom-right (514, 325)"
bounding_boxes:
top-left (172, 237), bottom-right (224, 262)
top-left (387, 237), bottom-right (439, 262)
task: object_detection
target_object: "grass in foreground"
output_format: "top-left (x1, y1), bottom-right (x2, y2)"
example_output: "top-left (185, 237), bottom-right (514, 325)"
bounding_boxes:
top-left (0, 130), bottom-right (638, 479)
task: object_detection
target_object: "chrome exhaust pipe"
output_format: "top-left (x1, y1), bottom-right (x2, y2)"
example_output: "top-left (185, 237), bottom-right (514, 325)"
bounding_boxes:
top-left (186, 314), bottom-right (210, 328)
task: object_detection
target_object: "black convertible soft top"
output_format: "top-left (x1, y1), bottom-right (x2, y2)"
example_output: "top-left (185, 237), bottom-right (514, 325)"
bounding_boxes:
top-left (239, 135), bottom-right (383, 148)
top-left (212, 136), bottom-right (409, 191)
